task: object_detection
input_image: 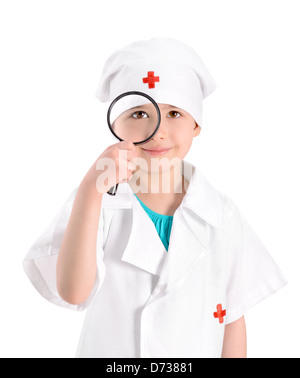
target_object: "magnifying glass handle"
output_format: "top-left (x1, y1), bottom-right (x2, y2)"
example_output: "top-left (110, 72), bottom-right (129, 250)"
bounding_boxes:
top-left (107, 184), bottom-right (119, 196)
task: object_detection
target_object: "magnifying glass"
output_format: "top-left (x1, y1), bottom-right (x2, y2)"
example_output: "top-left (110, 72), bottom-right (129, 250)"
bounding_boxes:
top-left (106, 91), bottom-right (161, 196)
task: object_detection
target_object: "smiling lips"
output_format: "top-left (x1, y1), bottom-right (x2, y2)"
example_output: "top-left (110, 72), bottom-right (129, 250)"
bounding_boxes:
top-left (142, 147), bottom-right (172, 156)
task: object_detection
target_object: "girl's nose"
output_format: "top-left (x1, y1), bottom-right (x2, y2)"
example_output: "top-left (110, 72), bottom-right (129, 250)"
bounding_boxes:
top-left (152, 121), bottom-right (168, 140)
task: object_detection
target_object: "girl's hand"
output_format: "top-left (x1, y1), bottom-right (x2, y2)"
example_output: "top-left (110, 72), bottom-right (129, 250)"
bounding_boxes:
top-left (81, 140), bottom-right (138, 194)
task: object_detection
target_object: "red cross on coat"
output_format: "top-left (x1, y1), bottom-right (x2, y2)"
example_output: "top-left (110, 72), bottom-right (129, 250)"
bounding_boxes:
top-left (213, 304), bottom-right (226, 324)
top-left (143, 71), bottom-right (160, 89)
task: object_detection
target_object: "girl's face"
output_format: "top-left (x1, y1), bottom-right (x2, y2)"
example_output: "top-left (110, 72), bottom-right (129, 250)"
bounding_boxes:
top-left (135, 103), bottom-right (201, 170)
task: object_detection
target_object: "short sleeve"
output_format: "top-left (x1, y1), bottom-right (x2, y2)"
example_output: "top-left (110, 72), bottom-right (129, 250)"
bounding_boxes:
top-left (225, 204), bottom-right (287, 324)
top-left (22, 188), bottom-right (107, 311)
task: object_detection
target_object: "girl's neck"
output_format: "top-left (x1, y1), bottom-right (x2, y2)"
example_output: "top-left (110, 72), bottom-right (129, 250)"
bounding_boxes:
top-left (129, 167), bottom-right (189, 216)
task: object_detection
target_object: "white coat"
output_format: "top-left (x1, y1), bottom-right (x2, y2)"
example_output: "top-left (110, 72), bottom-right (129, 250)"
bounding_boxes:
top-left (23, 160), bottom-right (287, 358)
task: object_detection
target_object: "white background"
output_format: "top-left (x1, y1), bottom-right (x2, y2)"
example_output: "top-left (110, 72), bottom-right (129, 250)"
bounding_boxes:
top-left (0, 0), bottom-right (299, 358)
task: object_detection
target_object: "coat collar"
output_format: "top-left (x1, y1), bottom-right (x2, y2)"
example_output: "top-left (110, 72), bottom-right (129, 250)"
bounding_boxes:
top-left (101, 160), bottom-right (223, 293)
top-left (101, 159), bottom-right (222, 228)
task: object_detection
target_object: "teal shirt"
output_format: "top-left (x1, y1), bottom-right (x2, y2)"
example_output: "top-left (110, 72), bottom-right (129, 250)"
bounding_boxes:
top-left (134, 194), bottom-right (173, 251)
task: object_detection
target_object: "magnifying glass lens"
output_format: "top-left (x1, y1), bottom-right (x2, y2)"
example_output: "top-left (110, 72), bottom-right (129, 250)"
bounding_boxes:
top-left (108, 94), bottom-right (160, 144)
top-left (106, 92), bottom-right (161, 195)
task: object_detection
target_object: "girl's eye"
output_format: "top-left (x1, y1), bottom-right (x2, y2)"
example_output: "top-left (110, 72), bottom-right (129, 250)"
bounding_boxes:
top-left (132, 111), bottom-right (149, 119)
top-left (168, 111), bottom-right (181, 118)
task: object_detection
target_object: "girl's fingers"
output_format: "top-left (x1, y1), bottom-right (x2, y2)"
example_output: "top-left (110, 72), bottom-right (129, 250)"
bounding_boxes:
top-left (128, 161), bottom-right (135, 171)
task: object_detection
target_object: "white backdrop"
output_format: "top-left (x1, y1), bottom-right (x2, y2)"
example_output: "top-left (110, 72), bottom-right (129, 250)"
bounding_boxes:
top-left (0, 0), bottom-right (299, 358)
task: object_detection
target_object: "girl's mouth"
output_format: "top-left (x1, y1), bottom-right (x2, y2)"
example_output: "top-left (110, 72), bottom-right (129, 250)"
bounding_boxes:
top-left (141, 148), bottom-right (172, 156)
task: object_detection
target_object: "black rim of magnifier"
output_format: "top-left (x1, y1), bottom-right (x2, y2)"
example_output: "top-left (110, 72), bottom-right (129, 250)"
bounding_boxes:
top-left (107, 91), bottom-right (161, 146)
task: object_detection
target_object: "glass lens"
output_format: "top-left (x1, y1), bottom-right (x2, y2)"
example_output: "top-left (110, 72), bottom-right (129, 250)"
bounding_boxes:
top-left (108, 94), bottom-right (159, 144)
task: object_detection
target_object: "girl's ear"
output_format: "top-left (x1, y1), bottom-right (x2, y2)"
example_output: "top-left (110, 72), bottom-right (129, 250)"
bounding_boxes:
top-left (194, 122), bottom-right (201, 136)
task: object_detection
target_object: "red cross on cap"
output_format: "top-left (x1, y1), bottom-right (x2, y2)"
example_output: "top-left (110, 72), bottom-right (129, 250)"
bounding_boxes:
top-left (143, 71), bottom-right (160, 89)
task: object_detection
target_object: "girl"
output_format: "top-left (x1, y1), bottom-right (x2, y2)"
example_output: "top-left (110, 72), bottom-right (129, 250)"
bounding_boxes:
top-left (23, 37), bottom-right (287, 358)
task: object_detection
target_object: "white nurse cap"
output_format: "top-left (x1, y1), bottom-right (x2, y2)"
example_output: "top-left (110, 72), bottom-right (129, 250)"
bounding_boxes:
top-left (95, 37), bottom-right (216, 127)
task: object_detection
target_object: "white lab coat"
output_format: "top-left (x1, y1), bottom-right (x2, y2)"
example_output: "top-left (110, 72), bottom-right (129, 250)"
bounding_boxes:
top-left (23, 160), bottom-right (287, 358)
